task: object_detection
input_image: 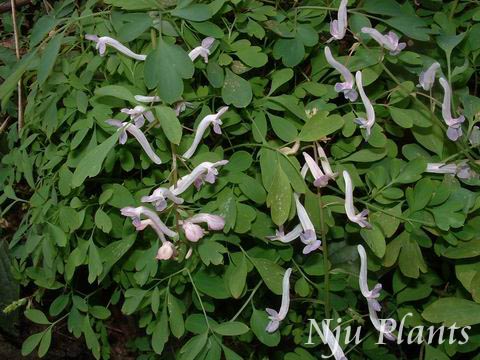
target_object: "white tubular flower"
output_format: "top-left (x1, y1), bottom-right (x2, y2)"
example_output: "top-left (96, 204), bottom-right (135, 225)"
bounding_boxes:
top-left (174, 101), bottom-right (193, 116)
top-left (303, 152), bottom-right (330, 188)
top-left (357, 245), bottom-right (382, 311)
top-left (322, 322), bottom-right (348, 360)
top-left (182, 221), bottom-right (205, 242)
top-left (324, 46), bottom-right (357, 102)
top-left (156, 241), bottom-right (175, 260)
top-left (266, 224), bottom-right (303, 243)
top-left (134, 95), bottom-right (161, 103)
top-left (426, 162), bottom-right (474, 180)
top-left (182, 106), bottom-right (228, 159)
top-left (170, 160), bottom-right (229, 195)
top-left (329, 0), bottom-right (348, 42)
top-left (354, 71), bottom-right (375, 138)
top-left (317, 144), bottom-right (338, 180)
top-left (266, 268), bottom-right (292, 333)
top-left (135, 219), bottom-right (166, 243)
top-left (106, 120), bottom-right (162, 164)
top-left (342, 171), bottom-right (371, 228)
top-left (85, 34), bottom-right (147, 61)
top-left (439, 77), bottom-right (465, 141)
top-left (367, 300), bottom-right (396, 341)
top-left (294, 194), bottom-right (321, 254)
top-left (189, 37), bottom-right (215, 63)
top-left (121, 206), bottom-right (177, 239)
top-left (121, 106), bottom-right (155, 128)
top-left (187, 213), bottom-right (225, 231)
top-left (418, 62), bottom-right (440, 91)
top-left (361, 28), bottom-right (406, 55)
top-left (141, 187), bottom-right (184, 211)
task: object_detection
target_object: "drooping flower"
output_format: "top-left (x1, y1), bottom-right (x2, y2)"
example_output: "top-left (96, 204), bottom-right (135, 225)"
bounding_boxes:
top-left (182, 106), bottom-right (228, 159)
top-left (181, 221), bottom-right (205, 242)
top-left (418, 62), bottom-right (441, 91)
top-left (106, 120), bottom-right (162, 164)
top-left (156, 241), bottom-right (175, 260)
top-left (329, 0), bottom-right (348, 42)
top-left (141, 187), bottom-right (184, 211)
top-left (266, 268), bottom-right (292, 333)
top-left (189, 37), bottom-right (215, 63)
top-left (317, 144), bottom-right (338, 180)
top-left (121, 106), bottom-right (155, 128)
top-left (174, 101), bottom-right (193, 116)
top-left (187, 213), bottom-right (225, 231)
top-left (439, 77), bottom-right (465, 141)
top-left (426, 162), bottom-right (475, 180)
top-left (294, 194), bottom-right (322, 254)
top-left (324, 46), bottom-right (357, 102)
top-left (354, 71), bottom-right (375, 138)
top-left (134, 95), bottom-right (161, 103)
top-left (342, 171), bottom-right (371, 228)
top-left (266, 224), bottom-right (303, 243)
top-left (135, 219), bottom-right (166, 243)
top-left (357, 245), bottom-right (396, 341)
top-left (170, 160), bottom-right (229, 195)
top-left (121, 206), bottom-right (177, 238)
top-left (279, 139), bottom-right (300, 155)
top-left (322, 322), bottom-right (348, 360)
top-left (303, 152), bottom-right (330, 188)
top-left (361, 28), bottom-right (406, 55)
top-left (85, 35), bottom-right (147, 60)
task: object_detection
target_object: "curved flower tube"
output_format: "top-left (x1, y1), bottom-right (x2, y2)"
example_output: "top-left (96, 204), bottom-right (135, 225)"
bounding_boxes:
top-left (182, 222), bottom-right (205, 242)
top-left (329, 0), bottom-right (348, 42)
top-left (187, 213), bottom-right (225, 230)
top-left (134, 95), bottom-right (161, 103)
top-left (361, 28), bottom-right (406, 55)
top-left (189, 37), bottom-right (215, 63)
top-left (135, 219), bottom-right (166, 243)
top-left (324, 46), bottom-right (358, 101)
top-left (342, 171), bottom-right (371, 228)
top-left (354, 71), bottom-right (375, 138)
top-left (439, 77), bottom-right (465, 141)
top-left (266, 224), bottom-right (303, 243)
top-left (322, 322), bottom-right (348, 360)
top-left (182, 106), bottom-right (229, 159)
top-left (156, 241), bottom-right (175, 260)
top-left (174, 101), bottom-right (194, 116)
top-left (357, 245), bottom-right (382, 311)
top-left (121, 206), bottom-right (177, 238)
top-left (317, 144), bottom-right (337, 180)
top-left (121, 106), bottom-right (155, 128)
top-left (266, 268), bottom-right (292, 333)
top-left (367, 299), bottom-right (396, 341)
top-left (294, 194), bottom-right (321, 254)
top-left (106, 120), bottom-right (162, 164)
top-left (85, 35), bottom-right (147, 60)
top-left (141, 187), bottom-right (184, 211)
top-left (426, 162), bottom-right (474, 180)
top-left (418, 62), bottom-right (440, 91)
top-left (303, 152), bottom-right (330, 188)
top-left (170, 160), bottom-right (229, 195)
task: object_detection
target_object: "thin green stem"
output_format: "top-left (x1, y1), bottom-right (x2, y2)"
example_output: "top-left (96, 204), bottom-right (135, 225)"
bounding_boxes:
top-left (187, 269), bottom-right (211, 331)
top-left (230, 280), bottom-right (263, 322)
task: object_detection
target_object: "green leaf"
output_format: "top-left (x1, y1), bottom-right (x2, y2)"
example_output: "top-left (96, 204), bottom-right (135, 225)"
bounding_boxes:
top-left (71, 132), bottom-right (119, 188)
top-left (269, 68), bottom-right (294, 95)
top-left (168, 293), bottom-right (185, 338)
top-left (25, 309), bottom-right (51, 325)
top-left (38, 33), bottom-right (63, 85)
top-left (394, 158), bottom-right (426, 184)
top-left (251, 257), bottom-right (285, 295)
top-left (444, 239), bottom-right (480, 259)
top-left (198, 239), bottom-right (227, 266)
top-left (422, 298), bottom-right (480, 326)
top-left (222, 69), bottom-right (253, 108)
top-left (266, 163), bottom-right (292, 225)
top-left (437, 33), bottom-right (466, 59)
top-left (171, 4), bottom-right (212, 21)
top-left (389, 107), bottom-right (414, 128)
top-left (49, 294), bottom-right (69, 316)
top-left (152, 305), bottom-right (170, 354)
top-left (155, 105), bottom-right (182, 144)
top-left (299, 113), bottom-right (344, 141)
top-left (83, 316), bottom-right (100, 359)
top-left (38, 328), bottom-right (52, 358)
top-left (122, 288), bottom-right (148, 315)
top-left (94, 209), bottom-right (112, 233)
top-left (95, 85), bottom-right (135, 103)
top-left (179, 332), bottom-right (208, 360)
top-left (213, 322), bottom-right (249, 336)
top-left (21, 332), bottom-right (44, 356)
top-left (88, 240), bottom-right (103, 284)
top-left (226, 254), bottom-right (247, 298)
top-left (30, 15), bottom-right (59, 46)
top-left (360, 224), bottom-right (386, 258)
top-left (47, 223), bottom-right (67, 247)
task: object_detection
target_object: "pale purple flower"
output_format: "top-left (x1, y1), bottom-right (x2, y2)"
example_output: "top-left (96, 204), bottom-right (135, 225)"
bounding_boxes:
top-left (182, 106), bottom-right (228, 159)
top-left (317, 144), bottom-right (337, 180)
top-left (85, 34), bottom-right (147, 60)
top-left (141, 187), bottom-right (184, 211)
top-left (121, 106), bottom-right (155, 128)
top-left (188, 37), bottom-right (215, 63)
top-left (187, 213), bottom-right (225, 231)
top-left (324, 46), bottom-right (357, 101)
top-left (134, 95), bottom-right (161, 103)
top-left (156, 241), bottom-right (175, 260)
top-left (418, 62), bottom-right (440, 91)
top-left (329, 0), bottom-right (348, 42)
top-left (266, 268), bottom-right (292, 333)
top-left (294, 194), bottom-right (321, 254)
top-left (121, 206), bottom-right (177, 239)
top-left (303, 152), bottom-right (329, 188)
top-left (135, 219), bottom-right (166, 242)
top-left (106, 119), bottom-right (162, 164)
top-left (426, 162), bottom-right (475, 180)
top-left (354, 71), bottom-right (375, 138)
top-left (361, 28), bottom-right (406, 55)
top-left (357, 245), bottom-right (396, 341)
top-left (322, 322), bottom-right (348, 360)
top-left (439, 77), bottom-right (465, 141)
top-left (182, 221), bottom-right (205, 242)
top-left (266, 224), bottom-right (303, 243)
top-left (174, 101), bottom-right (193, 116)
top-left (170, 160), bottom-right (229, 195)
top-left (342, 171), bottom-right (371, 228)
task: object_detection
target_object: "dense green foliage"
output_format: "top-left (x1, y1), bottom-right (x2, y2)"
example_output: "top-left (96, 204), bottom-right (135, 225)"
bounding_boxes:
top-left (1, 0), bottom-right (480, 359)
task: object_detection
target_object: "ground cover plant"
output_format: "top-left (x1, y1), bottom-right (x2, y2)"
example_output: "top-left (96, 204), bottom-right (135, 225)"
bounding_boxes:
top-left (1, 0), bottom-right (480, 359)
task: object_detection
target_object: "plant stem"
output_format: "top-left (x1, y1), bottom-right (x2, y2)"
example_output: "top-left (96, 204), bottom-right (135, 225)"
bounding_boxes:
top-left (10, 0), bottom-right (23, 132)
top-left (187, 269), bottom-right (211, 331)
